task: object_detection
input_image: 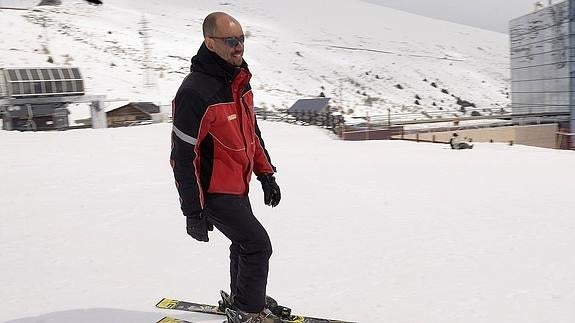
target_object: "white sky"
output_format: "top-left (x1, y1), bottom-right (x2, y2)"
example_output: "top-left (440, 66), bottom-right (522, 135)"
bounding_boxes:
top-left (0, 0), bottom-right (546, 33)
top-left (364, 0), bottom-right (553, 33)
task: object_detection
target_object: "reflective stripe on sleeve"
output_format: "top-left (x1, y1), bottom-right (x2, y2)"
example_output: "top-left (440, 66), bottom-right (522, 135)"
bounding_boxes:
top-left (172, 125), bottom-right (197, 145)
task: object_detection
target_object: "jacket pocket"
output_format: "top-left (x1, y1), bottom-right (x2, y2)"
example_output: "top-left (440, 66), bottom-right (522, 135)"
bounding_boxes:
top-left (209, 104), bottom-right (245, 151)
top-left (206, 104), bottom-right (249, 194)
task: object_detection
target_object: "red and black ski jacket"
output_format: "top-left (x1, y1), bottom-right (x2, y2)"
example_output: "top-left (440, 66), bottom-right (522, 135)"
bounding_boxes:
top-left (170, 43), bottom-right (276, 217)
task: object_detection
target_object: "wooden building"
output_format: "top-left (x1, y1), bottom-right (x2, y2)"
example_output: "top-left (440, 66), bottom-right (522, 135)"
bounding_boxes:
top-left (1, 104), bottom-right (69, 131)
top-left (106, 102), bottom-right (160, 127)
top-left (287, 97), bottom-right (331, 116)
top-left (286, 97), bottom-right (333, 125)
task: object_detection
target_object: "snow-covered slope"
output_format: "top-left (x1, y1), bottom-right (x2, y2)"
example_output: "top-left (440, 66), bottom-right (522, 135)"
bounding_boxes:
top-left (1, 123), bottom-right (574, 323)
top-left (0, 0), bottom-right (510, 119)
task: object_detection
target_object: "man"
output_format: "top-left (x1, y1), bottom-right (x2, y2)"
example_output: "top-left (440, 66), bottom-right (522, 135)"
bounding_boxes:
top-left (170, 12), bottom-right (283, 323)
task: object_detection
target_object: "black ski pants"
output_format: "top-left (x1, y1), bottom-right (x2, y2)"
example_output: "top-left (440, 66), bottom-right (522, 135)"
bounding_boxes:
top-left (205, 194), bottom-right (273, 313)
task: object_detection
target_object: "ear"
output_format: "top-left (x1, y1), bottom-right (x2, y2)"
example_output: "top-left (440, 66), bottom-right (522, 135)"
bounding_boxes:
top-left (205, 38), bottom-right (215, 51)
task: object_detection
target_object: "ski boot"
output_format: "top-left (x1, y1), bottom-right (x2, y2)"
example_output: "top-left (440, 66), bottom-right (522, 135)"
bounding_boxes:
top-left (218, 290), bottom-right (292, 320)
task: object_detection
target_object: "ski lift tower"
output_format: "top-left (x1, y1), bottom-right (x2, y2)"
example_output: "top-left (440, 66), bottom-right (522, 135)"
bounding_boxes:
top-left (0, 67), bottom-right (107, 131)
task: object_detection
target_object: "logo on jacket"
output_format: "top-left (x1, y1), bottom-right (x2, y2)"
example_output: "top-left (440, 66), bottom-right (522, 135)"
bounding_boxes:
top-left (227, 114), bottom-right (237, 121)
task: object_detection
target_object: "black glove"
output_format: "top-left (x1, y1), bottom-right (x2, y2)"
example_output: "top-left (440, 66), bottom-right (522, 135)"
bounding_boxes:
top-left (186, 211), bottom-right (213, 242)
top-left (257, 174), bottom-right (281, 207)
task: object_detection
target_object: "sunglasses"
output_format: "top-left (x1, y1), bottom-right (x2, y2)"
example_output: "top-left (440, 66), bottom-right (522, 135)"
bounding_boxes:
top-left (211, 35), bottom-right (245, 48)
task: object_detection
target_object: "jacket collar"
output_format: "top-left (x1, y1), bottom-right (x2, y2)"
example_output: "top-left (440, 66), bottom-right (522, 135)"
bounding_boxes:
top-left (190, 43), bottom-right (249, 82)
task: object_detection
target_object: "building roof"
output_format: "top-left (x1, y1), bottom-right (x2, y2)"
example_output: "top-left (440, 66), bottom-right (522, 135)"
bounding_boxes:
top-left (109, 102), bottom-right (160, 115)
top-left (287, 98), bottom-right (331, 113)
top-left (0, 67), bottom-right (84, 98)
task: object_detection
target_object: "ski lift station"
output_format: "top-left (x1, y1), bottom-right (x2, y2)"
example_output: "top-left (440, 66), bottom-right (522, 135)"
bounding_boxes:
top-left (0, 67), bottom-right (106, 131)
top-left (510, 0), bottom-right (575, 147)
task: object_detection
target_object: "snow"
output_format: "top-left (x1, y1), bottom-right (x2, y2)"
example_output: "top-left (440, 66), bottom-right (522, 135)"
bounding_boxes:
top-left (1, 1), bottom-right (574, 322)
top-left (1, 122), bottom-right (575, 323)
top-left (1, 0), bottom-right (510, 120)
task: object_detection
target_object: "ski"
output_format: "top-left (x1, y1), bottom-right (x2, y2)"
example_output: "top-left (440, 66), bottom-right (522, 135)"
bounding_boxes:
top-left (156, 316), bottom-right (196, 323)
top-left (157, 297), bottom-right (225, 315)
top-left (156, 298), bottom-right (356, 323)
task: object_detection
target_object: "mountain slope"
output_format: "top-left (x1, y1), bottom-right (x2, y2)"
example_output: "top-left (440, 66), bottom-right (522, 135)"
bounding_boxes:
top-left (0, 0), bottom-right (510, 119)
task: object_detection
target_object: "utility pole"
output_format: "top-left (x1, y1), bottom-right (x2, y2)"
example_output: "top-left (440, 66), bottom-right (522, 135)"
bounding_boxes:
top-left (139, 15), bottom-right (155, 89)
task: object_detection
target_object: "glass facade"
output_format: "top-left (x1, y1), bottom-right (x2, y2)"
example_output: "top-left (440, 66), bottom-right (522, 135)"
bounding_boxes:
top-left (510, 0), bottom-right (570, 114)
top-left (570, 0), bottom-right (575, 136)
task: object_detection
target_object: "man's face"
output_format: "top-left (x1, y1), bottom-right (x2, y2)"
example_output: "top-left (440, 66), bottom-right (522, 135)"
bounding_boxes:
top-left (206, 17), bottom-right (245, 67)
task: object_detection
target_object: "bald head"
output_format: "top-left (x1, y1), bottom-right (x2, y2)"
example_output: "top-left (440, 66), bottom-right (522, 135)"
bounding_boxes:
top-left (203, 12), bottom-right (239, 38)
